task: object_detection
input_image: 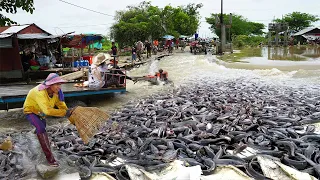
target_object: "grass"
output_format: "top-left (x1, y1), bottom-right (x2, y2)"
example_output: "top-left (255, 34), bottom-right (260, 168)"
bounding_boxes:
top-left (217, 48), bottom-right (262, 62)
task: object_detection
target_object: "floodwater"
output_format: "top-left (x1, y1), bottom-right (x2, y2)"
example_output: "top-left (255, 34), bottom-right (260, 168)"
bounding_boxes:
top-left (1, 46), bottom-right (320, 132)
top-left (1, 46), bottom-right (320, 179)
top-left (220, 46), bottom-right (320, 71)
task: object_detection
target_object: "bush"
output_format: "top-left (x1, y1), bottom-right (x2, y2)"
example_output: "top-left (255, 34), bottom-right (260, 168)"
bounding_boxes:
top-left (233, 35), bottom-right (267, 48)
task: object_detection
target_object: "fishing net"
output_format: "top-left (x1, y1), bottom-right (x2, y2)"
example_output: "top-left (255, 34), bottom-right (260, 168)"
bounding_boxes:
top-left (68, 106), bottom-right (110, 144)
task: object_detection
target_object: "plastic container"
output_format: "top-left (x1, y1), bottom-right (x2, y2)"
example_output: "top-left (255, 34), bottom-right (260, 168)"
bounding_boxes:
top-left (38, 56), bottom-right (50, 66)
top-left (84, 60), bottom-right (89, 66)
top-left (79, 60), bottom-right (84, 67)
top-left (30, 66), bottom-right (40, 71)
top-left (73, 61), bottom-right (79, 67)
top-left (82, 56), bottom-right (93, 65)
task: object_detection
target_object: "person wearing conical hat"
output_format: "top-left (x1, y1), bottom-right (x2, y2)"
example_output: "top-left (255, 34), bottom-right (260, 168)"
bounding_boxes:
top-left (23, 73), bottom-right (73, 167)
top-left (88, 53), bottom-right (111, 89)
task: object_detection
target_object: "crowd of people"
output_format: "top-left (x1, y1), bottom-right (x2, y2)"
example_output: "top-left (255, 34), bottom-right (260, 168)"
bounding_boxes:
top-left (131, 38), bottom-right (187, 62)
top-left (82, 38), bottom-right (176, 89)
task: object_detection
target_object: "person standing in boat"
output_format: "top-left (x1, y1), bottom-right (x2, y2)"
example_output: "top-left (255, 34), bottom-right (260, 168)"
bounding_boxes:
top-left (23, 73), bottom-right (74, 167)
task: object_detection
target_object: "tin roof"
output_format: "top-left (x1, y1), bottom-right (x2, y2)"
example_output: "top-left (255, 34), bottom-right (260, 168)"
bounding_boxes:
top-left (302, 34), bottom-right (320, 41)
top-left (0, 23), bottom-right (51, 35)
top-left (0, 24), bottom-right (56, 39)
top-left (293, 27), bottom-right (320, 36)
top-left (17, 33), bottom-right (59, 39)
top-left (0, 33), bottom-right (14, 38)
top-left (0, 25), bottom-right (30, 34)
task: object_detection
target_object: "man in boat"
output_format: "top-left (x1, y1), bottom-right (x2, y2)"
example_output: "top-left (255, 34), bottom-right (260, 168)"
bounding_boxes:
top-left (133, 69), bottom-right (170, 85)
top-left (23, 73), bottom-right (75, 167)
top-left (155, 69), bottom-right (168, 81)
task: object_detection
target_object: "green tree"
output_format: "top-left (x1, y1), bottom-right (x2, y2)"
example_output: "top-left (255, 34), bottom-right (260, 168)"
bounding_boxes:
top-left (0, 0), bottom-right (35, 26)
top-left (206, 14), bottom-right (265, 41)
top-left (274, 12), bottom-right (319, 32)
top-left (101, 36), bottom-right (112, 50)
top-left (163, 3), bottom-right (202, 37)
top-left (110, 1), bottom-right (202, 47)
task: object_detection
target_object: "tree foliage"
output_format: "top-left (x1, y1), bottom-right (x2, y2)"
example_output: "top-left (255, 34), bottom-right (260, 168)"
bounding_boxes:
top-left (0, 0), bottom-right (35, 26)
top-left (274, 12), bottom-right (319, 32)
top-left (110, 1), bottom-right (202, 47)
top-left (233, 35), bottom-right (267, 48)
top-left (206, 14), bottom-right (265, 41)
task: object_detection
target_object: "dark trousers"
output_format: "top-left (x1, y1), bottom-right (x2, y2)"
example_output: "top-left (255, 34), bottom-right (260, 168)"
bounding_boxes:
top-left (147, 50), bottom-right (151, 58)
top-left (26, 113), bottom-right (47, 134)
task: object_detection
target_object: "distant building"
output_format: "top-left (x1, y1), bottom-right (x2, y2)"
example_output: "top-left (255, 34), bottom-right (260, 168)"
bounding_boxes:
top-left (0, 24), bottom-right (58, 81)
top-left (293, 27), bottom-right (320, 44)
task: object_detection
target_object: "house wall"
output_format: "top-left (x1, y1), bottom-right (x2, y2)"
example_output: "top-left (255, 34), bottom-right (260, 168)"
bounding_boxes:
top-left (0, 37), bottom-right (23, 78)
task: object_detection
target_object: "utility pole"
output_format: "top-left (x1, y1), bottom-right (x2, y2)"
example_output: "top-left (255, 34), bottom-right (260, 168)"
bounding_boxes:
top-left (219, 0), bottom-right (226, 54)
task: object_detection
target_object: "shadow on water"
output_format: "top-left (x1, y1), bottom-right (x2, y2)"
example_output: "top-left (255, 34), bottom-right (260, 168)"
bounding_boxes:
top-left (218, 46), bottom-right (320, 71)
top-left (265, 46), bottom-right (320, 61)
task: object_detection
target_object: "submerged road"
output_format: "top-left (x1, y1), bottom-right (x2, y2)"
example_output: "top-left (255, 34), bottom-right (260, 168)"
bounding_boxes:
top-left (0, 47), bottom-right (319, 132)
top-left (0, 47), bottom-right (320, 179)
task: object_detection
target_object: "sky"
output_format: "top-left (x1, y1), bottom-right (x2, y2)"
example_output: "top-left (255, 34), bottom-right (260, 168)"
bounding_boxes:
top-left (3, 0), bottom-right (320, 38)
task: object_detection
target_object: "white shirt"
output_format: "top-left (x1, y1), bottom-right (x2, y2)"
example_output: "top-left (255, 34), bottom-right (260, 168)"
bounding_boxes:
top-left (88, 64), bottom-right (108, 88)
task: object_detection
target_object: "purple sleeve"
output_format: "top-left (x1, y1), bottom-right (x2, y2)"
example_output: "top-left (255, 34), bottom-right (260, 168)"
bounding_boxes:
top-left (58, 89), bottom-right (65, 101)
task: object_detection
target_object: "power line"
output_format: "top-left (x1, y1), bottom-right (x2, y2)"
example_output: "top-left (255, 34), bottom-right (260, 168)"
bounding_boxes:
top-left (56, 23), bottom-right (112, 28)
top-left (58, 0), bottom-right (115, 17)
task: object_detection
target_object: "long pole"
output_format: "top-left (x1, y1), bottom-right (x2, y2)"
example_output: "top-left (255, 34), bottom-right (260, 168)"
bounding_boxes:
top-left (220, 0), bottom-right (223, 24)
top-left (220, 0), bottom-right (226, 53)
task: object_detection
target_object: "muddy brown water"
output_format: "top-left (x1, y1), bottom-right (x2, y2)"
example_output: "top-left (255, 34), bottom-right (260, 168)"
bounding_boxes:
top-left (1, 46), bottom-right (320, 132)
top-left (0, 46), bottom-right (319, 179)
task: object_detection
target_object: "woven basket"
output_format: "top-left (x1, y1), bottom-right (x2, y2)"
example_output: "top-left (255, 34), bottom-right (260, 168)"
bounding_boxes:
top-left (69, 106), bottom-right (110, 144)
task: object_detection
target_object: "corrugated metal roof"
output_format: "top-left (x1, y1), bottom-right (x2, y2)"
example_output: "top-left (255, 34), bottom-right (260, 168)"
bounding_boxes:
top-left (293, 27), bottom-right (320, 36)
top-left (0, 33), bottom-right (14, 38)
top-left (0, 25), bottom-right (30, 34)
top-left (17, 33), bottom-right (59, 39)
top-left (302, 35), bottom-right (320, 41)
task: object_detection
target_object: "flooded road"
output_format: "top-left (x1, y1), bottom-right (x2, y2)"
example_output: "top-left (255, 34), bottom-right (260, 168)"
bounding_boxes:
top-left (93, 46), bottom-right (320, 110)
top-left (1, 46), bottom-right (320, 179)
top-left (220, 46), bottom-right (320, 71)
top-left (1, 46), bottom-right (320, 132)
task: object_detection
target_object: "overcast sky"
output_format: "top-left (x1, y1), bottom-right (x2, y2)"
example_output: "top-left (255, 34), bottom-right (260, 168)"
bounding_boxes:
top-left (3, 0), bottom-right (320, 37)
